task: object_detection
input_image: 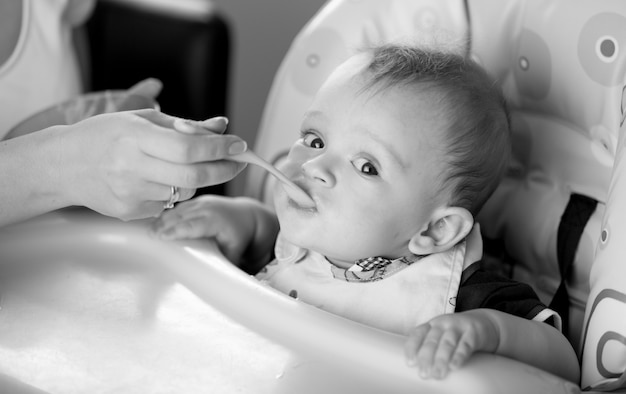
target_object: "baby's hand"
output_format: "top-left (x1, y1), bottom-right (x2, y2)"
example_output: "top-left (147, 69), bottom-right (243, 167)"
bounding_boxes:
top-left (151, 195), bottom-right (272, 264)
top-left (404, 310), bottom-right (499, 379)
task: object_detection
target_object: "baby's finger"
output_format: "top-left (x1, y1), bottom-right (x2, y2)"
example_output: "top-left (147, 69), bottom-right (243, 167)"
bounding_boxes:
top-left (152, 206), bottom-right (185, 229)
top-left (156, 217), bottom-right (217, 240)
top-left (152, 204), bottom-right (205, 234)
top-left (430, 330), bottom-right (461, 379)
top-left (405, 324), bottom-right (430, 366)
top-left (213, 235), bottom-right (247, 263)
top-left (413, 328), bottom-right (444, 378)
top-left (448, 333), bottom-right (475, 371)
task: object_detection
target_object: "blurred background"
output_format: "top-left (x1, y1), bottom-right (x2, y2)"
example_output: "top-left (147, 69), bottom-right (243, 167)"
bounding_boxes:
top-left (87, 0), bottom-right (326, 196)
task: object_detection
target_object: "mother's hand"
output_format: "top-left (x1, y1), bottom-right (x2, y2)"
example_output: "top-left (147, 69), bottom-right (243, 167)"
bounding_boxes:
top-left (0, 108), bottom-right (247, 226)
top-left (62, 109), bottom-right (248, 221)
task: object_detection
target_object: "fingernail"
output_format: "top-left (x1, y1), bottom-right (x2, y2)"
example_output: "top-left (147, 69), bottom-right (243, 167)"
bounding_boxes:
top-left (214, 116), bottom-right (229, 126)
top-left (142, 78), bottom-right (162, 91)
top-left (201, 116), bottom-right (229, 129)
top-left (173, 118), bottom-right (197, 133)
top-left (228, 140), bottom-right (247, 155)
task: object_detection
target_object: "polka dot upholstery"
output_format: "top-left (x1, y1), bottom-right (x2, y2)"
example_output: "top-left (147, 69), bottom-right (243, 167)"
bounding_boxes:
top-left (470, 2), bottom-right (626, 389)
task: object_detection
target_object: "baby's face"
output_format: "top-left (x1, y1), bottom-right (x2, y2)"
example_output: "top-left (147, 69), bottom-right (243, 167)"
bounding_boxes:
top-left (273, 54), bottom-right (449, 267)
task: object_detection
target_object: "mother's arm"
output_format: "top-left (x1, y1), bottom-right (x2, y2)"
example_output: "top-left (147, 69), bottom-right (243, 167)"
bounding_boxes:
top-left (0, 110), bottom-right (247, 227)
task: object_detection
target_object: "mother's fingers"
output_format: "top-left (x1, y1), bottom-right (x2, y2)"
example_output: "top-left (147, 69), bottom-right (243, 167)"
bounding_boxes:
top-left (146, 182), bottom-right (196, 205)
top-left (136, 125), bottom-right (247, 164)
top-left (112, 180), bottom-right (195, 206)
top-left (127, 78), bottom-right (163, 100)
top-left (134, 153), bottom-right (246, 188)
top-left (130, 110), bottom-right (247, 164)
top-left (134, 109), bottom-right (185, 129)
top-left (136, 109), bottom-right (229, 135)
top-left (173, 117), bottom-right (230, 135)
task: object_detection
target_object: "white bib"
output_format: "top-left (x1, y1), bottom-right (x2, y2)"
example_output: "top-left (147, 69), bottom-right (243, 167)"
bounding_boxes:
top-left (257, 227), bottom-right (483, 335)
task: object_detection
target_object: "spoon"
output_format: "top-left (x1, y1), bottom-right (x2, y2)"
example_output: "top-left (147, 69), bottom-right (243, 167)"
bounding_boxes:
top-left (173, 119), bottom-right (315, 207)
top-left (228, 150), bottom-right (315, 206)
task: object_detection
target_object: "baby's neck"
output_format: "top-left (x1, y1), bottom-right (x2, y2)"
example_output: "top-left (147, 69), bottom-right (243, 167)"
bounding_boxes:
top-left (325, 254), bottom-right (405, 270)
top-left (324, 256), bottom-right (356, 270)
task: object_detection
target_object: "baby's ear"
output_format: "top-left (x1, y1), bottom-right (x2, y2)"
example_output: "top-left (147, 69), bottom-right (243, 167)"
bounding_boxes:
top-left (408, 207), bottom-right (474, 255)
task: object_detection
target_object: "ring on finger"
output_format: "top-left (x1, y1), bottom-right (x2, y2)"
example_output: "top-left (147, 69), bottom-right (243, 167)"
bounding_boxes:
top-left (164, 185), bottom-right (180, 209)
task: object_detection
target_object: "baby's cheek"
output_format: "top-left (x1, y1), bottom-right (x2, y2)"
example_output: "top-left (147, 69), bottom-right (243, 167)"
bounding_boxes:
top-left (271, 184), bottom-right (288, 213)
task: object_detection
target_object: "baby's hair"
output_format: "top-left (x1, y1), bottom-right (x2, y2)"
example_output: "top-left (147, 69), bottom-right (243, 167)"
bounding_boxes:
top-left (362, 44), bottom-right (511, 215)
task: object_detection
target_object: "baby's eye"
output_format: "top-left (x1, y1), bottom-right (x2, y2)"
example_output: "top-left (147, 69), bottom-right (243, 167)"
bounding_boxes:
top-left (302, 132), bottom-right (325, 149)
top-left (353, 158), bottom-right (379, 176)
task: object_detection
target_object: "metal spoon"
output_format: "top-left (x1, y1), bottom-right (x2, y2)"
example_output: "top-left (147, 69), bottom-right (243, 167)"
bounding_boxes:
top-left (173, 119), bottom-right (315, 207)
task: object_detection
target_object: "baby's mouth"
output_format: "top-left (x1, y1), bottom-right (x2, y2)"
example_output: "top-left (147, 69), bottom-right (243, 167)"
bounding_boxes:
top-left (284, 184), bottom-right (317, 211)
top-left (287, 196), bottom-right (318, 212)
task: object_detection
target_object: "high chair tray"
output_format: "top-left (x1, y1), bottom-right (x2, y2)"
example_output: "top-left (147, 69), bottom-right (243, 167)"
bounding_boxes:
top-left (0, 211), bottom-right (581, 393)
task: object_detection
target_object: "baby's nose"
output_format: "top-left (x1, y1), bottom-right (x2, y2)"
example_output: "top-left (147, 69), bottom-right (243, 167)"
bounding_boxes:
top-left (301, 157), bottom-right (336, 187)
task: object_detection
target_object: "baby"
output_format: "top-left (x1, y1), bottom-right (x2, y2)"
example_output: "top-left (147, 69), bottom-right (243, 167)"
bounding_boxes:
top-left (153, 44), bottom-right (579, 383)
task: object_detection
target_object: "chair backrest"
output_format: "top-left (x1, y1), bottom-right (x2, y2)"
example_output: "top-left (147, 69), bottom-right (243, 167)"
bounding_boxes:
top-left (467, 2), bottom-right (626, 390)
top-left (246, 0), bottom-right (626, 390)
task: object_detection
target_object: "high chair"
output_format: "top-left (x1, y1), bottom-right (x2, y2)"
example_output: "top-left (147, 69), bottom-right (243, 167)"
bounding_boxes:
top-left (245, 0), bottom-right (626, 392)
top-left (0, 1), bottom-right (624, 393)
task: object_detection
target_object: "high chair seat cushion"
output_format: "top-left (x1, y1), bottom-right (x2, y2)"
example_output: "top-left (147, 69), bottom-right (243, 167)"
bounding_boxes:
top-left (467, 0), bottom-right (626, 388)
top-left (471, 0), bottom-right (625, 350)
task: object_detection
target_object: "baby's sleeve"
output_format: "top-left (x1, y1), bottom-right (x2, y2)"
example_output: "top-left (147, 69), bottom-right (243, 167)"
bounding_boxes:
top-left (455, 264), bottom-right (562, 331)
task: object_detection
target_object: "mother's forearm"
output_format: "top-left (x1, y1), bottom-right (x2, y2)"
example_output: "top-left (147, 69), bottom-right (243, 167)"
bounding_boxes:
top-left (0, 126), bottom-right (71, 226)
